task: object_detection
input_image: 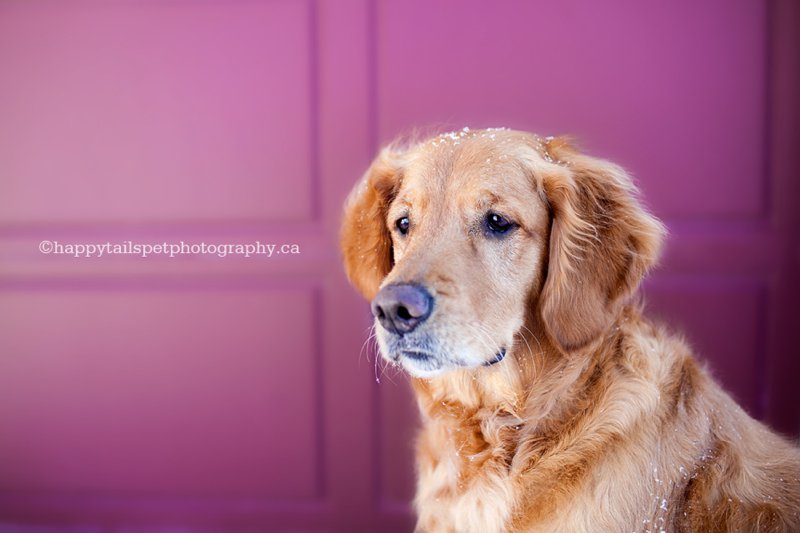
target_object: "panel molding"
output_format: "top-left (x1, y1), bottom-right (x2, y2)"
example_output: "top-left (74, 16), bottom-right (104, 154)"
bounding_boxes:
top-left (0, 283), bottom-right (329, 520)
top-left (0, 0), bottom-right (322, 230)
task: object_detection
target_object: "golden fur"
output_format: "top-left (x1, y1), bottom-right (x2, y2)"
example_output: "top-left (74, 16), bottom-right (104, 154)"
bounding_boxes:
top-left (340, 128), bottom-right (800, 532)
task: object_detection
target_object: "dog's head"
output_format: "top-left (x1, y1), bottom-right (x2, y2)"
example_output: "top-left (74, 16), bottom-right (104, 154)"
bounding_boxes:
top-left (341, 128), bottom-right (664, 378)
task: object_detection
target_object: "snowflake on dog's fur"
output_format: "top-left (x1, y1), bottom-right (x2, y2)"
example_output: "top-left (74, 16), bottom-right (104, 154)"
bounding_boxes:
top-left (428, 126), bottom-right (568, 166)
top-left (429, 126), bottom-right (510, 146)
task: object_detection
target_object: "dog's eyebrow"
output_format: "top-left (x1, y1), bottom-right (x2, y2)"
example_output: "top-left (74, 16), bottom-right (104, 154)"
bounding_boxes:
top-left (474, 191), bottom-right (501, 209)
top-left (473, 192), bottom-right (525, 214)
top-left (388, 193), bottom-right (415, 212)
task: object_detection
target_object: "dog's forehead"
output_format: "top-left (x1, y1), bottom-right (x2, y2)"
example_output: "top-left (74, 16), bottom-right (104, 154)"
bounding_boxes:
top-left (400, 130), bottom-right (540, 202)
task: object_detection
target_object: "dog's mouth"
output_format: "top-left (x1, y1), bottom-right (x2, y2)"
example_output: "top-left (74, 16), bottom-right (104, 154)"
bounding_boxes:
top-left (395, 349), bottom-right (443, 377)
top-left (483, 347), bottom-right (507, 366)
top-left (401, 350), bottom-right (433, 362)
top-left (392, 346), bottom-right (507, 377)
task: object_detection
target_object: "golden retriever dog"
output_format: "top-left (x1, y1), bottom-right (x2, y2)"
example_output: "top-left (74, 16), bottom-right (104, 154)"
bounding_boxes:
top-left (340, 128), bottom-right (800, 532)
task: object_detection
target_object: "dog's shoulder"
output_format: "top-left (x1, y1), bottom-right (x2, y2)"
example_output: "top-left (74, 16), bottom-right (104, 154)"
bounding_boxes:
top-left (617, 311), bottom-right (800, 533)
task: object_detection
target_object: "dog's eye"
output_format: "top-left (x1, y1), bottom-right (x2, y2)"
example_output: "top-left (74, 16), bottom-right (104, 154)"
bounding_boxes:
top-left (485, 212), bottom-right (516, 235)
top-left (395, 216), bottom-right (410, 235)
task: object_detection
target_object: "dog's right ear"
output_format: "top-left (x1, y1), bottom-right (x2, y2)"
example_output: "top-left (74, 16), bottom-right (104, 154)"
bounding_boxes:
top-left (340, 146), bottom-right (406, 300)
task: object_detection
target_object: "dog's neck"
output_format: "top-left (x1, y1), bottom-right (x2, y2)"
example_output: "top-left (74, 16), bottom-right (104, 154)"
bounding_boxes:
top-left (410, 310), bottom-right (627, 446)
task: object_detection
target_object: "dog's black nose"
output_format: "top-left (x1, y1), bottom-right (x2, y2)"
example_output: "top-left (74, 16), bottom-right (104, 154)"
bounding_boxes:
top-left (371, 283), bottom-right (433, 335)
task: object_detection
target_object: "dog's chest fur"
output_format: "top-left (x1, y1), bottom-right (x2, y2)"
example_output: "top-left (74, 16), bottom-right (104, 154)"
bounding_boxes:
top-left (408, 326), bottom-right (800, 533)
top-left (413, 421), bottom-right (648, 532)
top-left (413, 417), bottom-right (516, 533)
top-left (412, 415), bottom-right (704, 533)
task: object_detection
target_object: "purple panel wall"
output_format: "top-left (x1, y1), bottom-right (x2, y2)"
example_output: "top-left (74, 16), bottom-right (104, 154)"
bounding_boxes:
top-left (0, 1), bottom-right (797, 531)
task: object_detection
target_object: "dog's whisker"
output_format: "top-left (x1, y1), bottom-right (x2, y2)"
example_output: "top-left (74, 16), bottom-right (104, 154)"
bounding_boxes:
top-left (374, 344), bottom-right (381, 384)
top-left (518, 324), bottom-right (546, 377)
top-left (470, 324), bottom-right (500, 365)
top-left (378, 355), bottom-right (398, 385)
top-left (359, 323), bottom-right (378, 367)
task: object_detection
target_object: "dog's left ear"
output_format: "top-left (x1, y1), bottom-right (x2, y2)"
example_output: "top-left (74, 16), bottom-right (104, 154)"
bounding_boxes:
top-left (536, 139), bottom-right (666, 354)
top-left (340, 146), bottom-right (406, 300)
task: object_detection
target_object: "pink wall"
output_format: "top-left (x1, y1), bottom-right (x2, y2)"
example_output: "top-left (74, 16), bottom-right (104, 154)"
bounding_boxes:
top-left (0, 1), bottom-right (797, 531)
